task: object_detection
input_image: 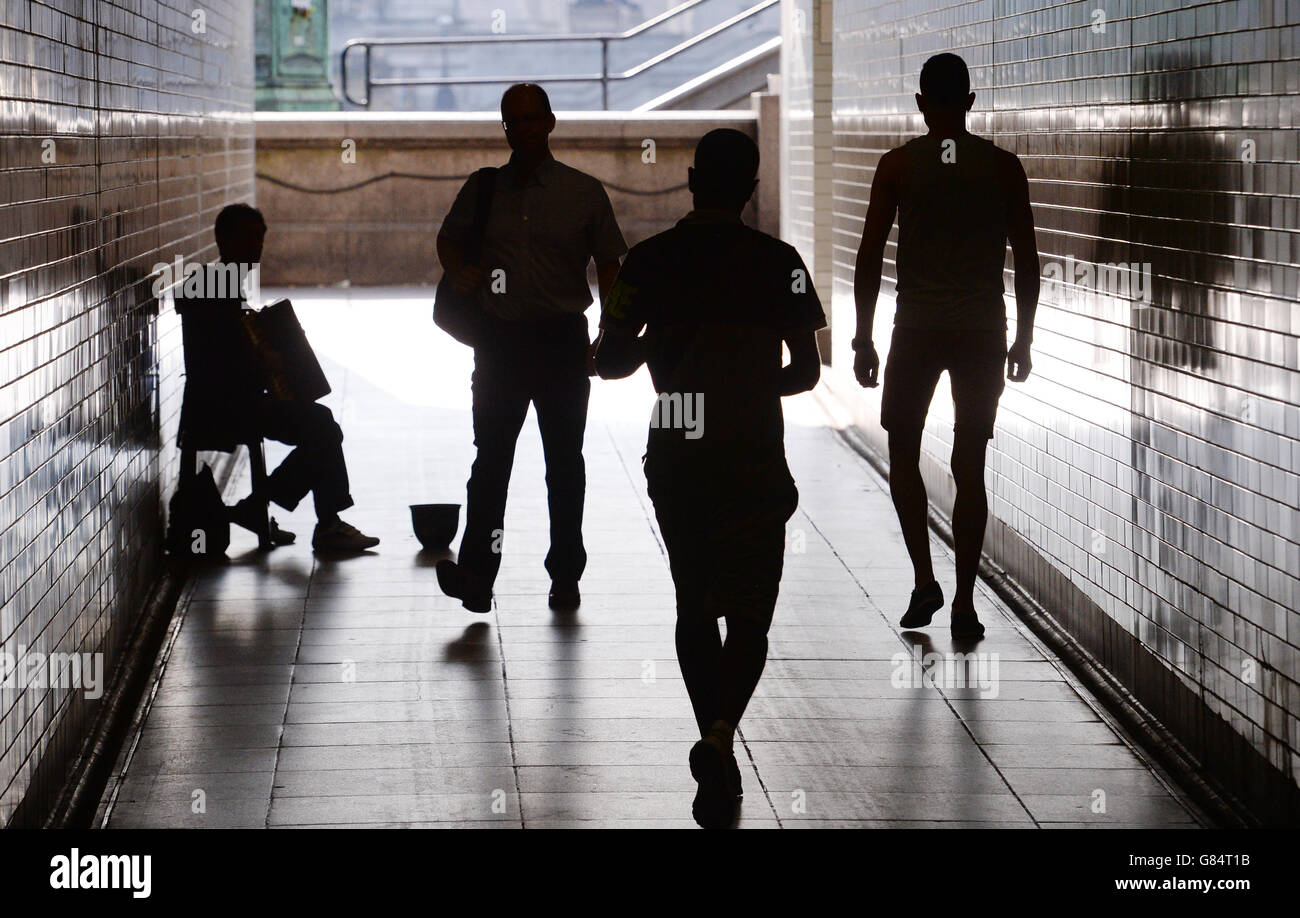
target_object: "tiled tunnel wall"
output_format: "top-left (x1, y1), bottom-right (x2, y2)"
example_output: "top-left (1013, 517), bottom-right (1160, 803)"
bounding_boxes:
top-left (782, 0), bottom-right (1299, 822)
top-left (0, 0), bottom-right (255, 826)
top-left (781, 0), bottom-right (817, 288)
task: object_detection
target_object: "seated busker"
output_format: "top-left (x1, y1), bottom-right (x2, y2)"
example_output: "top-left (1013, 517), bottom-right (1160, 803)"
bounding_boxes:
top-left (175, 203), bottom-right (379, 553)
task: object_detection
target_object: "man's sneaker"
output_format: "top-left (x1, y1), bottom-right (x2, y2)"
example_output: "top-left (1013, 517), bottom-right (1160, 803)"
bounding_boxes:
top-left (900, 580), bottom-right (944, 628)
top-left (950, 606), bottom-right (986, 639)
top-left (435, 559), bottom-right (492, 614)
top-left (312, 518), bottom-right (380, 552)
top-left (548, 580), bottom-right (581, 612)
top-left (267, 517), bottom-right (296, 546)
top-left (689, 736), bottom-right (739, 829)
top-left (229, 498), bottom-right (295, 546)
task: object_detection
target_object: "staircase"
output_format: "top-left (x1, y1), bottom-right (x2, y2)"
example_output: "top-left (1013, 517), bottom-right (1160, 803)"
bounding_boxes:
top-left (338, 0), bottom-right (780, 111)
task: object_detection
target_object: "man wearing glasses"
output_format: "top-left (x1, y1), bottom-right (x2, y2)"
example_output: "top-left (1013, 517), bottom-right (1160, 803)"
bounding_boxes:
top-left (435, 83), bottom-right (627, 614)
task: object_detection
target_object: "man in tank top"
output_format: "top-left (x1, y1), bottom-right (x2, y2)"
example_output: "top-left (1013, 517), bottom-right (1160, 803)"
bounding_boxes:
top-left (851, 53), bottom-right (1040, 639)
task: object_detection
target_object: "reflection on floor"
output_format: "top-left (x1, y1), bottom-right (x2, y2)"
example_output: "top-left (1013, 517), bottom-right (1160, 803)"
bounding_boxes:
top-left (98, 289), bottom-right (1204, 828)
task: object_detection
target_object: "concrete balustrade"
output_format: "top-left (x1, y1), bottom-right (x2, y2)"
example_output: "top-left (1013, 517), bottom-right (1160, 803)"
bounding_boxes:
top-left (254, 106), bottom-right (781, 287)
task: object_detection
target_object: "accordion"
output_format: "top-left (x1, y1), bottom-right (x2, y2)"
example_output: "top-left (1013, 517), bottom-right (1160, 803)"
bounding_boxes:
top-left (242, 299), bottom-right (332, 402)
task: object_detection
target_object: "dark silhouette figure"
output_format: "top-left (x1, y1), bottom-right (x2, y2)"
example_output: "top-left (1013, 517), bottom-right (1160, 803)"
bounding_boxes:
top-left (435, 83), bottom-right (627, 614)
top-left (594, 129), bottom-right (825, 828)
top-left (852, 53), bottom-right (1040, 639)
top-left (176, 203), bottom-right (379, 552)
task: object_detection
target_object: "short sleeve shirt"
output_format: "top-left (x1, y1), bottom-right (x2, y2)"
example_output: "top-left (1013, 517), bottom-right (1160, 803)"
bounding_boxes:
top-left (440, 153), bottom-right (627, 320)
top-left (600, 210), bottom-right (825, 466)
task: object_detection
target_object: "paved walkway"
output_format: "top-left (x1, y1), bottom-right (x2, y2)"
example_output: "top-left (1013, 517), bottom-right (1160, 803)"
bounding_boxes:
top-left (98, 289), bottom-right (1204, 828)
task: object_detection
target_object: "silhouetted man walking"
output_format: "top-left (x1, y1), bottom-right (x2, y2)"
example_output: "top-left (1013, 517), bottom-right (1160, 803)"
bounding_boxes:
top-left (852, 53), bottom-right (1039, 638)
top-left (435, 83), bottom-right (627, 614)
top-left (595, 129), bottom-right (824, 828)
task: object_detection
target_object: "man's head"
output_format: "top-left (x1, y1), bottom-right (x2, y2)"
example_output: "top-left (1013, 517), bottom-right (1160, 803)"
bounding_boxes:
top-left (501, 83), bottom-right (555, 159)
top-left (687, 128), bottom-right (759, 212)
top-left (916, 53), bottom-right (975, 120)
top-left (214, 203), bottom-right (266, 265)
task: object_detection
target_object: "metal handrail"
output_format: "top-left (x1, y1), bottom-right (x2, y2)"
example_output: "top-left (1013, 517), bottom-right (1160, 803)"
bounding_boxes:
top-left (340, 0), bottom-right (779, 110)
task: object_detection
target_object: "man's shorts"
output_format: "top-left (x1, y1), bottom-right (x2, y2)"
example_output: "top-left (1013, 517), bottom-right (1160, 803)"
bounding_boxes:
top-left (644, 455), bottom-right (799, 632)
top-left (880, 327), bottom-right (1007, 440)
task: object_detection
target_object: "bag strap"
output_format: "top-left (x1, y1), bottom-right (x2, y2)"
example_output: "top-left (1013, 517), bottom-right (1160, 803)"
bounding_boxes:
top-left (465, 167), bottom-right (498, 265)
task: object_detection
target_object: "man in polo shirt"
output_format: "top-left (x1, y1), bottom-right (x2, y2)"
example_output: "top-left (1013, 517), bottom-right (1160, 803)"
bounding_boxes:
top-left (594, 129), bottom-right (825, 828)
top-left (435, 83), bottom-right (627, 614)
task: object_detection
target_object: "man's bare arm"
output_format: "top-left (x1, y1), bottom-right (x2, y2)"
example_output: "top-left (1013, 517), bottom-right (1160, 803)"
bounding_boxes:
top-left (592, 327), bottom-right (644, 379)
top-left (595, 258), bottom-right (621, 307)
top-left (1004, 151), bottom-right (1039, 382)
top-left (852, 148), bottom-right (902, 387)
top-left (780, 330), bottom-right (821, 396)
top-left (586, 258), bottom-right (627, 375)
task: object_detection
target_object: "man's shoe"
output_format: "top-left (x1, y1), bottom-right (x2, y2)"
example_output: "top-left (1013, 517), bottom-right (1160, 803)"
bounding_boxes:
top-left (435, 560), bottom-right (492, 614)
top-left (267, 517), bottom-right (296, 546)
top-left (230, 497), bottom-right (297, 545)
top-left (548, 580), bottom-right (581, 612)
top-left (689, 737), bottom-right (739, 829)
top-left (312, 518), bottom-right (380, 552)
top-left (950, 606), bottom-right (986, 639)
top-left (900, 580), bottom-right (944, 628)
